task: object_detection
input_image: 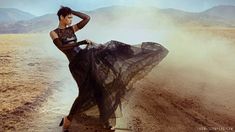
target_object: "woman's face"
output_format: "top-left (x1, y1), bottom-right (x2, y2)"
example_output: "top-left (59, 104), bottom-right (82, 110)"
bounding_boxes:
top-left (60, 14), bottom-right (73, 26)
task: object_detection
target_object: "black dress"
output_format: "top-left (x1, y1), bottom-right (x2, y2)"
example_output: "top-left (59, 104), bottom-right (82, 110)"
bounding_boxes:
top-left (54, 26), bottom-right (169, 126)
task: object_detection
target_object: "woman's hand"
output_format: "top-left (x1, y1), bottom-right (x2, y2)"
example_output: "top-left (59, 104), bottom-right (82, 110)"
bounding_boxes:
top-left (85, 39), bottom-right (93, 45)
top-left (85, 39), bottom-right (93, 49)
top-left (71, 9), bottom-right (91, 33)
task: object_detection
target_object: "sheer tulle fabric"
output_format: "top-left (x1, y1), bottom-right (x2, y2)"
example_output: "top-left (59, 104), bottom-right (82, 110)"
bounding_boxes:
top-left (68, 40), bottom-right (169, 125)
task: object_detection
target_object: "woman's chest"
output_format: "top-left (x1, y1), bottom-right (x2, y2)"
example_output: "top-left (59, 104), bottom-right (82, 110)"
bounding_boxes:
top-left (56, 27), bottom-right (77, 45)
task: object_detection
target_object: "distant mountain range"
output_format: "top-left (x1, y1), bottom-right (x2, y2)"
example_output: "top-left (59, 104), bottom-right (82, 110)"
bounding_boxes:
top-left (159, 5), bottom-right (235, 27)
top-left (0, 5), bottom-right (235, 34)
top-left (0, 8), bottom-right (35, 23)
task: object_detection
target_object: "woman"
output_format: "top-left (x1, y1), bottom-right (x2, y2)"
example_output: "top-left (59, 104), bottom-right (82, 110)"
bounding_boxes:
top-left (49, 6), bottom-right (169, 131)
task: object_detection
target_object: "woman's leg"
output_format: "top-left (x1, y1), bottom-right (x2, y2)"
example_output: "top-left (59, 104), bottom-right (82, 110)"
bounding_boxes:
top-left (67, 76), bottom-right (94, 121)
top-left (67, 95), bottom-right (83, 121)
top-left (92, 78), bottom-right (110, 123)
top-left (93, 86), bottom-right (105, 121)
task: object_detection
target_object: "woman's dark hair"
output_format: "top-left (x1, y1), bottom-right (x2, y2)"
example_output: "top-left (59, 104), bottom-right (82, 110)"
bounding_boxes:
top-left (57, 6), bottom-right (72, 20)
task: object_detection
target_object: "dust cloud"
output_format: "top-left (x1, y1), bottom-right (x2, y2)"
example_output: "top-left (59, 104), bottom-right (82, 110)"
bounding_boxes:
top-left (73, 6), bottom-right (235, 117)
top-left (37, 6), bottom-right (235, 130)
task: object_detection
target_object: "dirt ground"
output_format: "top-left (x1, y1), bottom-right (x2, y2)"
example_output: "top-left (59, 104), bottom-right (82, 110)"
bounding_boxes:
top-left (0, 31), bottom-right (235, 132)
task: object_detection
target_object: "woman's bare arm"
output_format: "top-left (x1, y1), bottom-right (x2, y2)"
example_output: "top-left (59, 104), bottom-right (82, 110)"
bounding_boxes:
top-left (71, 10), bottom-right (90, 32)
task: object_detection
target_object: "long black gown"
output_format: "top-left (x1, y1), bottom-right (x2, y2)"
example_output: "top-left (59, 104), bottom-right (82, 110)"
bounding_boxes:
top-left (54, 26), bottom-right (169, 127)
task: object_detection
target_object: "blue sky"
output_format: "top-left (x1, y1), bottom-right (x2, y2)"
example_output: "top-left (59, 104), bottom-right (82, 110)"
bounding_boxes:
top-left (1, 0), bottom-right (235, 16)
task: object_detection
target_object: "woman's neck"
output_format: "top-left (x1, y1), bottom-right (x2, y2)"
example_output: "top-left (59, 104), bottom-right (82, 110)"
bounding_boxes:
top-left (58, 21), bottom-right (67, 29)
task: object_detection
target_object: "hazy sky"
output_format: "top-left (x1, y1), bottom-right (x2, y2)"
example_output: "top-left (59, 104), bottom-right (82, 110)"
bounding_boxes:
top-left (1, 0), bottom-right (235, 16)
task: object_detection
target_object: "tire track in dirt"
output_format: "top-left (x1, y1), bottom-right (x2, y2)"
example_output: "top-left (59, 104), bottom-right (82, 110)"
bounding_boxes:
top-left (144, 79), bottom-right (235, 132)
top-left (122, 76), bottom-right (235, 132)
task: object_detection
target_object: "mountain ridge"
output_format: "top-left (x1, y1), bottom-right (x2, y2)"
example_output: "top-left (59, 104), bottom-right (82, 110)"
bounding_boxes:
top-left (0, 8), bottom-right (35, 23)
top-left (0, 5), bottom-right (234, 33)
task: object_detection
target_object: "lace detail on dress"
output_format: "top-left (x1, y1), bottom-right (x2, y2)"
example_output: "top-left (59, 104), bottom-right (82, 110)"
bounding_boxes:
top-left (54, 26), bottom-right (77, 45)
top-left (68, 40), bottom-right (169, 126)
top-left (54, 26), bottom-right (81, 61)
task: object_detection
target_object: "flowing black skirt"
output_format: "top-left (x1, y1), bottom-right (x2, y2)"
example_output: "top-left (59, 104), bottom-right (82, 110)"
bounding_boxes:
top-left (68, 40), bottom-right (169, 124)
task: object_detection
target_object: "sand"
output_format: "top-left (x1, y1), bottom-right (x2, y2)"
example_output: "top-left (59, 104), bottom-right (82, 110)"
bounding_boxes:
top-left (1, 32), bottom-right (235, 132)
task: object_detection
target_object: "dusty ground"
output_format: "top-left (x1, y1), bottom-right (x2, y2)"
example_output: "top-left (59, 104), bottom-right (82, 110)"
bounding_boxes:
top-left (0, 30), bottom-right (235, 132)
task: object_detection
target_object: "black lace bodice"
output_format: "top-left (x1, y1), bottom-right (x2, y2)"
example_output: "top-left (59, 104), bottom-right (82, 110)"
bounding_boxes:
top-left (54, 26), bottom-right (77, 45)
top-left (54, 26), bottom-right (81, 62)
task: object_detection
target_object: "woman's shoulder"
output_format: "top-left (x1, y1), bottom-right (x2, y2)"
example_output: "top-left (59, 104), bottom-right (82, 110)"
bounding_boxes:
top-left (49, 28), bottom-right (59, 40)
top-left (49, 28), bottom-right (58, 34)
top-left (50, 26), bottom-right (74, 38)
